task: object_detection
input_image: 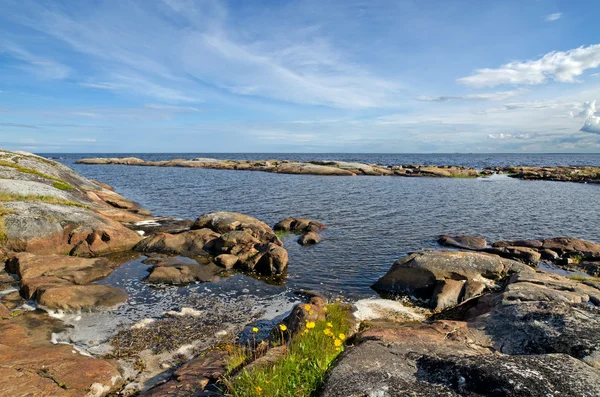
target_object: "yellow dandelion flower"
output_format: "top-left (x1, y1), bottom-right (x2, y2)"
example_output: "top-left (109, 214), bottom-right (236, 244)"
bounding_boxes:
top-left (252, 327), bottom-right (259, 333)
top-left (323, 329), bottom-right (332, 336)
top-left (306, 321), bottom-right (316, 329)
top-left (323, 307), bottom-right (328, 312)
top-left (260, 341), bottom-right (265, 345)
top-left (326, 322), bottom-right (333, 327)
top-left (334, 339), bottom-right (342, 347)
top-left (339, 333), bottom-right (346, 341)
top-left (304, 304), bottom-right (311, 311)
top-left (256, 386), bottom-right (262, 395)
top-left (279, 324), bottom-right (288, 332)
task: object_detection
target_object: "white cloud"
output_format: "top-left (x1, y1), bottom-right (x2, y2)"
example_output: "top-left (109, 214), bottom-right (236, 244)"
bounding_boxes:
top-left (578, 100), bottom-right (600, 134)
top-left (416, 89), bottom-right (525, 102)
top-left (67, 138), bottom-right (97, 143)
top-left (488, 133), bottom-right (530, 139)
top-left (544, 13), bottom-right (562, 22)
top-left (458, 44), bottom-right (600, 87)
top-left (144, 104), bottom-right (202, 112)
top-left (582, 117), bottom-right (600, 134)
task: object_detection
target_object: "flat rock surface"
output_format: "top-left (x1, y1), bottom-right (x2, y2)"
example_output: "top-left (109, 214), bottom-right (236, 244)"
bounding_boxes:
top-left (0, 312), bottom-right (122, 396)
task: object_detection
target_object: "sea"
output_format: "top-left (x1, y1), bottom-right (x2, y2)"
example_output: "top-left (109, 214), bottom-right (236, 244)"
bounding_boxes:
top-left (43, 153), bottom-right (600, 350)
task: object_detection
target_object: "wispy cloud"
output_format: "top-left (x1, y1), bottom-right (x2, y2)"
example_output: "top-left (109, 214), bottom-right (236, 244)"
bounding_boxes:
top-left (3, 0), bottom-right (399, 108)
top-left (458, 44), bottom-right (600, 87)
top-left (544, 13), bottom-right (562, 22)
top-left (416, 89), bottom-right (525, 102)
top-left (0, 122), bottom-right (39, 129)
top-left (67, 138), bottom-right (97, 143)
top-left (0, 41), bottom-right (70, 79)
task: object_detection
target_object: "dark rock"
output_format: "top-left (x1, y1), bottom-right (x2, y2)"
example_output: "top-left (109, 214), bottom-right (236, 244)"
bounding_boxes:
top-left (274, 217), bottom-right (327, 234)
top-left (146, 260), bottom-right (221, 285)
top-left (298, 231), bottom-right (321, 246)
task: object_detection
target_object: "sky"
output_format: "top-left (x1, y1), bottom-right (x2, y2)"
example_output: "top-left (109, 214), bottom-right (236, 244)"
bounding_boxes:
top-left (1, 0), bottom-right (600, 153)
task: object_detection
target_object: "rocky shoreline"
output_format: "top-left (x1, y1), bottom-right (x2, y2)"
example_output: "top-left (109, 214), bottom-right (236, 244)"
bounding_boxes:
top-left (1, 150), bottom-right (599, 396)
top-left (77, 157), bottom-right (480, 178)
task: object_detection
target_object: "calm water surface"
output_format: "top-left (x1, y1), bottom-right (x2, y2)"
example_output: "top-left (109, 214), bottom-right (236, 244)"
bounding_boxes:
top-left (51, 153), bottom-right (600, 298)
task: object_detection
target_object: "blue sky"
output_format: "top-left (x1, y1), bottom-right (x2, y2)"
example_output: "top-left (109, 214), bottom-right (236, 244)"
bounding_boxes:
top-left (1, 0), bottom-right (599, 153)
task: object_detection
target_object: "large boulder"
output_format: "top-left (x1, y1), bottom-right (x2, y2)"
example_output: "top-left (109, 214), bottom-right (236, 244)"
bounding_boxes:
top-left (372, 251), bottom-right (533, 310)
top-left (324, 265), bottom-right (600, 396)
top-left (2, 201), bottom-right (143, 256)
top-left (192, 212), bottom-right (280, 244)
top-left (275, 217), bottom-right (326, 246)
top-left (136, 212), bottom-right (289, 276)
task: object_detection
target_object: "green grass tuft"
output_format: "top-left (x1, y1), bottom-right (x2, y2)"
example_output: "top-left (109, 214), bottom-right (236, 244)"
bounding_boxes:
top-left (0, 192), bottom-right (86, 208)
top-left (569, 275), bottom-right (600, 282)
top-left (0, 159), bottom-right (72, 187)
top-left (225, 303), bottom-right (351, 397)
top-left (53, 181), bottom-right (74, 190)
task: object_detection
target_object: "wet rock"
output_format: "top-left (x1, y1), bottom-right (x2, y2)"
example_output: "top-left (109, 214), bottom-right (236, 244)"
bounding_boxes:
top-left (146, 261), bottom-right (221, 285)
top-left (135, 229), bottom-right (220, 257)
top-left (37, 284), bottom-right (128, 310)
top-left (0, 311), bottom-right (122, 396)
top-left (438, 235), bottom-right (487, 250)
top-left (298, 231), bottom-right (321, 246)
top-left (274, 217), bottom-right (327, 234)
top-left (214, 254), bottom-right (238, 270)
top-left (254, 243), bottom-right (288, 276)
top-left (371, 251), bottom-right (533, 307)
